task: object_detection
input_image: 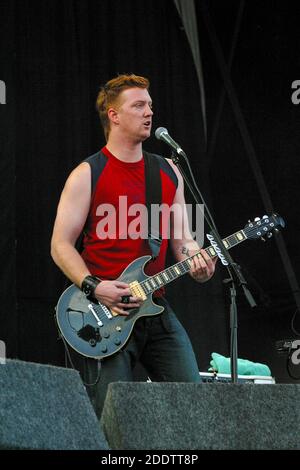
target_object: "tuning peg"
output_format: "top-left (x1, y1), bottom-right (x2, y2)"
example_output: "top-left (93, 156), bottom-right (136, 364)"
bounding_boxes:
top-left (267, 232), bottom-right (273, 238)
top-left (262, 215), bottom-right (268, 219)
top-left (254, 217), bottom-right (261, 226)
top-left (260, 237), bottom-right (266, 242)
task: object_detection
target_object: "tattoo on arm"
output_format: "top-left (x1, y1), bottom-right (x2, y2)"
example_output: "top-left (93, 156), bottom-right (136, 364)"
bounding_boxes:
top-left (181, 246), bottom-right (190, 257)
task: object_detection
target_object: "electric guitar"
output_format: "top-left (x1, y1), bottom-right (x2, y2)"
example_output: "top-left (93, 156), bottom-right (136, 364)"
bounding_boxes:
top-left (55, 214), bottom-right (285, 360)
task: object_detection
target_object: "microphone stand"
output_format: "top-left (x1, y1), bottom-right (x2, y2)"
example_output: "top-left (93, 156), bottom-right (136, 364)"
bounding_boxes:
top-left (170, 149), bottom-right (256, 383)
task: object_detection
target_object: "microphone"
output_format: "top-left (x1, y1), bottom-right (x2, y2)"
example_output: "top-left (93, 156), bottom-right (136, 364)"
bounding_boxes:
top-left (155, 127), bottom-right (186, 156)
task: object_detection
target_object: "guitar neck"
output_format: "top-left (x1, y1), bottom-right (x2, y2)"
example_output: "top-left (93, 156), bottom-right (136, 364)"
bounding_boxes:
top-left (140, 228), bottom-right (247, 294)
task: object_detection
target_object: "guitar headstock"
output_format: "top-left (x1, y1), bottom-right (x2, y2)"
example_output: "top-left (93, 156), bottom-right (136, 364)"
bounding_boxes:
top-left (243, 213), bottom-right (285, 241)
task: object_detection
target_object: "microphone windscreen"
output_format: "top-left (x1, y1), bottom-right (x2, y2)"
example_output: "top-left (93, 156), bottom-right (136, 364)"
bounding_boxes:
top-left (155, 127), bottom-right (168, 140)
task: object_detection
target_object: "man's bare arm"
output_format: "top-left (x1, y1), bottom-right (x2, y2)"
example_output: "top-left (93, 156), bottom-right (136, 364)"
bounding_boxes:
top-left (51, 163), bottom-right (92, 287)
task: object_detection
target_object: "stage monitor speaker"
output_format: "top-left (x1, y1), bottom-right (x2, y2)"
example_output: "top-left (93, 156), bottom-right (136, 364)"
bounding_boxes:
top-left (101, 382), bottom-right (300, 450)
top-left (0, 359), bottom-right (108, 450)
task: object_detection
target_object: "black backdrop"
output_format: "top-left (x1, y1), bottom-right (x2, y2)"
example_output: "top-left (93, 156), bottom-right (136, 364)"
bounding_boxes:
top-left (1, 0), bottom-right (300, 382)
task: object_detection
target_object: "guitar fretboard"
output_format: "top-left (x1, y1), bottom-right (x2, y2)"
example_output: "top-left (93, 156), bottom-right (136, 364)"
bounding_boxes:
top-left (140, 229), bottom-right (247, 295)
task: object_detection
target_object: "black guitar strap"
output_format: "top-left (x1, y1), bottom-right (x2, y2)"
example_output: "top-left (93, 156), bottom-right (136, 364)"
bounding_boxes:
top-left (143, 151), bottom-right (162, 259)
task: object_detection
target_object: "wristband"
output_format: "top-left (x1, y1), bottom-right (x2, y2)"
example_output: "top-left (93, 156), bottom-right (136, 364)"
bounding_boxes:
top-left (81, 275), bottom-right (101, 297)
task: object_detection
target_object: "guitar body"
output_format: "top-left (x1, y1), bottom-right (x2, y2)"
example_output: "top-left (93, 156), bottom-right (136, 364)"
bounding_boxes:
top-left (55, 256), bottom-right (164, 360)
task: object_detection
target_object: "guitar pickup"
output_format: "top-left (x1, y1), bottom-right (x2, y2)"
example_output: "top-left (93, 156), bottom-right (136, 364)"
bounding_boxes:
top-left (129, 281), bottom-right (147, 300)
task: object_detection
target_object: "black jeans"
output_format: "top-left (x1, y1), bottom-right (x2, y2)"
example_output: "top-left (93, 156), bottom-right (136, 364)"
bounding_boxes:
top-left (80, 297), bottom-right (201, 419)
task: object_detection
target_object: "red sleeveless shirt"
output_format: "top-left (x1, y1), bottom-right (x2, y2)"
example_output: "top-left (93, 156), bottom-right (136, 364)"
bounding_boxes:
top-left (81, 147), bottom-right (178, 296)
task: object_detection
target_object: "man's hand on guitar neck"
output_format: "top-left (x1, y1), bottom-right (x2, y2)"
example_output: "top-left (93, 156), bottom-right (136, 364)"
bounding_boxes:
top-left (189, 249), bottom-right (217, 283)
top-left (94, 280), bottom-right (144, 316)
top-left (180, 244), bottom-right (217, 283)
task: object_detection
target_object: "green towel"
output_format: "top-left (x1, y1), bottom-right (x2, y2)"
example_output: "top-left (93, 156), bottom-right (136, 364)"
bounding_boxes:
top-left (209, 352), bottom-right (271, 376)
